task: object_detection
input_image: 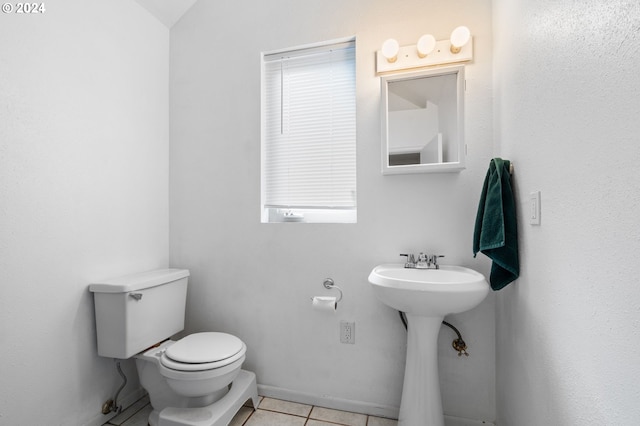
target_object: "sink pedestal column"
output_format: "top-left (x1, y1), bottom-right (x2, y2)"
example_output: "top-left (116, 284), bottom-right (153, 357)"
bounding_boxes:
top-left (398, 314), bottom-right (445, 426)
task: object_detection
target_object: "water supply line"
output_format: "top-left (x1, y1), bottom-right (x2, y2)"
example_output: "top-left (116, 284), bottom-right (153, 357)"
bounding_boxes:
top-left (102, 360), bottom-right (128, 415)
top-left (113, 360), bottom-right (127, 411)
top-left (398, 311), bottom-right (469, 357)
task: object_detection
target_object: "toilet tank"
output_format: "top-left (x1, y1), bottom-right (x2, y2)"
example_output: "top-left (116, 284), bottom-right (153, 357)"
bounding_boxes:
top-left (89, 269), bottom-right (190, 359)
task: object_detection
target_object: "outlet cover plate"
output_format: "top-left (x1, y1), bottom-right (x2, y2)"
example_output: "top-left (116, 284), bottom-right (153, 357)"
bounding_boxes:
top-left (340, 321), bottom-right (355, 344)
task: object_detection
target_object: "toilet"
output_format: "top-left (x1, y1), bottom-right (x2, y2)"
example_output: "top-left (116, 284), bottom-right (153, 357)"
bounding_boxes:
top-left (89, 269), bottom-right (258, 426)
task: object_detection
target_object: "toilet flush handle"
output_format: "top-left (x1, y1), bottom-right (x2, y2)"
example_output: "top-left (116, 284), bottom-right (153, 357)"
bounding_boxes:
top-left (129, 293), bottom-right (143, 301)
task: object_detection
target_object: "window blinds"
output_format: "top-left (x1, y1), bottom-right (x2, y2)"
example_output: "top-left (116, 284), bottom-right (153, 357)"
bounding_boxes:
top-left (262, 41), bottom-right (356, 210)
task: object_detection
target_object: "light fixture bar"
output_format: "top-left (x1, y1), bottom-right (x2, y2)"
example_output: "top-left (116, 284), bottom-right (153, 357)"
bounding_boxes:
top-left (376, 38), bottom-right (473, 74)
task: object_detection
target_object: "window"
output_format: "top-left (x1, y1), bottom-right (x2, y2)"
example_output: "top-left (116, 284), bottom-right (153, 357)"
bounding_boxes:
top-left (261, 39), bottom-right (356, 223)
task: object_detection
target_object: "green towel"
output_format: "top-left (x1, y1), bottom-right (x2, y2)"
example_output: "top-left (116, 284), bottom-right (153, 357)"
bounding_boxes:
top-left (473, 158), bottom-right (519, 290)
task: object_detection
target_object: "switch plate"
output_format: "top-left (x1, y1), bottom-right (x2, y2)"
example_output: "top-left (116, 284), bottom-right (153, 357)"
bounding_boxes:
top-left (529, 191), bottom-right (541, 225)
top-left (340, 321), bottom-right (355, 344)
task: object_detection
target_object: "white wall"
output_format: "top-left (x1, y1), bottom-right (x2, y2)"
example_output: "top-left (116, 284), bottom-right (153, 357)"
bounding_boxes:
top-left (170, 0), bottom-right (496, 422)
top-left (493, 0), bottom-right (640, 424)
top-left (0, 1), bottom-right (169, 424)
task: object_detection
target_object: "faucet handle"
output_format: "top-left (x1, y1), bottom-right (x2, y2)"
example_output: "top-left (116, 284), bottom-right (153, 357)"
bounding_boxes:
top-left (429, 255), bottom-right (445, 269)
top-left (400, 253), bottom-right (416, 268)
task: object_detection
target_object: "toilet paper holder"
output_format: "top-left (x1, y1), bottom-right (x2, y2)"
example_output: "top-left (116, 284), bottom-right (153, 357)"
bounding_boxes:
top-left (322, 278), bottom-right (343, 303)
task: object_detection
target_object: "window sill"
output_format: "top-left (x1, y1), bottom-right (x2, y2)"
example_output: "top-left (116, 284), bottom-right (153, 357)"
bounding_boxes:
top-left (262, 208), bottom-right (356, 224)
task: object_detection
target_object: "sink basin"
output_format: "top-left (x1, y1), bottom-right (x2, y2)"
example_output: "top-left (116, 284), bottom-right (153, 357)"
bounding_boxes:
top-left (368, 264), bottom-right (489, 317)
top-left (368, 264), bottom-right (489, 426)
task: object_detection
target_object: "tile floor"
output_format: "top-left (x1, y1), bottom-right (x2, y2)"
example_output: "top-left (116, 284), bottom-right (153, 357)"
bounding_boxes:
top-left (102, 395), bottom-right (398, 426)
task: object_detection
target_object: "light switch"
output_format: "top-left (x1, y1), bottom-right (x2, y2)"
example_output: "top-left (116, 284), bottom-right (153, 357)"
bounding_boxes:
top-left (529, 191), bottom-right (541, 225)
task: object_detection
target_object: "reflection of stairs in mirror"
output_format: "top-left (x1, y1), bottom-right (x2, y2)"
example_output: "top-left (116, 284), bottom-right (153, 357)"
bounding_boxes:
top-left (389, 133), bottom-right (442, 166)
top-left (420, 132), bottom-right (443, 164)
top-left (389, 152), bottom-right (420, 166)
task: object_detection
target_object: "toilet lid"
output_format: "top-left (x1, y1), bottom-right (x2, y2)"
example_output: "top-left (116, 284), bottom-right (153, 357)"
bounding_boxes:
top-left (164, 332), bottom-right (244, 364)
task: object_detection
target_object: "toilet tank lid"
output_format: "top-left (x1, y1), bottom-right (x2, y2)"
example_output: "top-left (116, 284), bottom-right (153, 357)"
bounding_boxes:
top-left (89, 268), bottom-right (190, 293)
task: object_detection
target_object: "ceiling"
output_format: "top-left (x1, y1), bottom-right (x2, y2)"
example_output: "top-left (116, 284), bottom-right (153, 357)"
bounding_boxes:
top-left (134, 0), bottom-right (198, 28)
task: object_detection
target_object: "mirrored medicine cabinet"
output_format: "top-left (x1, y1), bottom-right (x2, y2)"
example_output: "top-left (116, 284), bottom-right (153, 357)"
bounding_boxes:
top-left (381, 65), bottom-right (465, 174)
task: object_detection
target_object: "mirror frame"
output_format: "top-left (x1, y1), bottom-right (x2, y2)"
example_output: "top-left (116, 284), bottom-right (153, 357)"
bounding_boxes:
top-left (381, 65), bottom-right (465, 175)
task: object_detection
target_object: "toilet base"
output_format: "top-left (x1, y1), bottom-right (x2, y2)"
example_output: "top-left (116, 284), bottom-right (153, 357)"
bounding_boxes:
top-left (156, 370), bottom-right (259, 426)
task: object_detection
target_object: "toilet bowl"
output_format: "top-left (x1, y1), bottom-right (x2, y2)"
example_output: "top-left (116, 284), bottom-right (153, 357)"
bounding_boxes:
top-left (136, 333), bottom-right (249, 425)
top-left (160, 332), bottom-right (246, 397)
top-left (139, 333), bottom-right (245, 402)
top-left (89, 269), bottom-right (259, 426)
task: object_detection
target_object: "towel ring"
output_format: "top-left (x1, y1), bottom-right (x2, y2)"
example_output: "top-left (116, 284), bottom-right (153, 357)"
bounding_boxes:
top-left (323, 278), bottom-right (343, 303)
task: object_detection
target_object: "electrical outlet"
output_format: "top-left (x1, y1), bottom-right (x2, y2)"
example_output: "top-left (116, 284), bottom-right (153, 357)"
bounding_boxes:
top-left (340, 321), bottom-right (355, 344)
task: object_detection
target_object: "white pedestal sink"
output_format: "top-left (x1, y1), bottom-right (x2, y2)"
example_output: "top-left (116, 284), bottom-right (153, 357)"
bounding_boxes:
top-left (368, 264), bottom-right (489, 426)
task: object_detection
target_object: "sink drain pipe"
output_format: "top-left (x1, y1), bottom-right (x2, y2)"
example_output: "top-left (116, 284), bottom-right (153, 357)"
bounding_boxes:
top-left (398, 311), bottom-right (469, 357)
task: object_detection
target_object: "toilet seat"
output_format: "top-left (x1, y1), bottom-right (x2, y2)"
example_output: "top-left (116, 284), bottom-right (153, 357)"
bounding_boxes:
top-left (161, 332), bottom-right (246, 372)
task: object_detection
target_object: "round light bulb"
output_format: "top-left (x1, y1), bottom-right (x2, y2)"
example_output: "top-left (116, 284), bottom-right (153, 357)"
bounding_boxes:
top-left (416, 34), bottom-right (436, 58)
top-left (450, 26), bottom-right (470, 53)
top-left (381, 38), bottom-right (399, 63)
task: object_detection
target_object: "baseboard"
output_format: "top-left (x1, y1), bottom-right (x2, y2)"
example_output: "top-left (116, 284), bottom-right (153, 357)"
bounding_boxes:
top-left (257, 384), bottom-right (400, 419)
top-left (445, 414), bottom-right (496, 426)
top-left (84, 387), bottom-right (147, 426)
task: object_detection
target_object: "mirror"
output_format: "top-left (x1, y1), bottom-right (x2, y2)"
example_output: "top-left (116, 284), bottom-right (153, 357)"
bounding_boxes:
top-left (381, 65), bottom-right (465, 174)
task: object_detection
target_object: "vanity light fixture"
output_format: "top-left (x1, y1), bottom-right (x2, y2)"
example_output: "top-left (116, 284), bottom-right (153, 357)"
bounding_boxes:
top-left (381, 38), bottom-right (400, 63)
top-left (449, 26), bottom-right (471, 53)
top-left (416, 34), bottom-right (436, 58)
top-left (376, 26), bottom-right (473, 74)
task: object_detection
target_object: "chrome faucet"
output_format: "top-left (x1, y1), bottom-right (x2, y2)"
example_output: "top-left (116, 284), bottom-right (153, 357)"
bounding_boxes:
top-left (399, 253), bottom-right (416, 268)
top-left (400, 253), bottom-right (444, 269)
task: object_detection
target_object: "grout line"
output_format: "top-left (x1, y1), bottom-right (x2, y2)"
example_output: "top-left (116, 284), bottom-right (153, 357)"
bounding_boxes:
top-left (255, 407), bottom-right (309, 419)
top-left (304, 414), bottom-right (366, 426)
